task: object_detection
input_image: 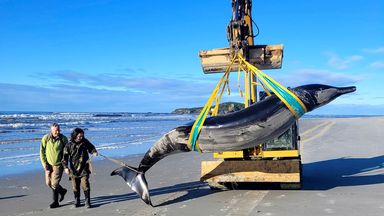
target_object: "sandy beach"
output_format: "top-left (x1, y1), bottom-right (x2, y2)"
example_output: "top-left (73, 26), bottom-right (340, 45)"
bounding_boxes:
top-left (1, 117), bottom-right (384, 216)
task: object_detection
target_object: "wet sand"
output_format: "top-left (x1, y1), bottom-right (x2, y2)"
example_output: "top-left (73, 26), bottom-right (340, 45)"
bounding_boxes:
top-left (1, 117), bottom-right (384, 216)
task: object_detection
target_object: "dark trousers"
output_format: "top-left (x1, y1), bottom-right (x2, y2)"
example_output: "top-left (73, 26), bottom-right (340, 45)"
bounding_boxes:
top-left (71, 175), bottom-right (90, 193)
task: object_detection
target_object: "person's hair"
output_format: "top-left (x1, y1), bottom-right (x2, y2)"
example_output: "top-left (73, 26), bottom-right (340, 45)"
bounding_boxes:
top-left (70, 128), bottom-right (85, 142)
top-left (51, 122), bottom-right (60, 128)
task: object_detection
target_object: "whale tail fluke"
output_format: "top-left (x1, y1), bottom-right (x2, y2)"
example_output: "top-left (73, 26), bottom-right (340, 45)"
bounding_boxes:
top-left (111, 166), bottom-right (152, 206)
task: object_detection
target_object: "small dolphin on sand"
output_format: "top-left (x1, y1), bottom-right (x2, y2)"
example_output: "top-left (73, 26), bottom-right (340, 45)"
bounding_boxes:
top-left (111, 84), bottom-right (356, 206)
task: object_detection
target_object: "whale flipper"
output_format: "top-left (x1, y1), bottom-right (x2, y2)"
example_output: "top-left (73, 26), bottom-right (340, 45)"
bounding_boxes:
top-left (111, 166), bottom-right (152, 206)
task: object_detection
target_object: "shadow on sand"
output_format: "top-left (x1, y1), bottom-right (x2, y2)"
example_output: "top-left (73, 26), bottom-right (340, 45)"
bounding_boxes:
top-left (0, 194), bottom-right (27, 200)
top-left (302, 155), bottom-right (384, 190)
top-left (91, 181), bottom-right (214, 208)
top-left (90, 156), bottom-right (383, 207)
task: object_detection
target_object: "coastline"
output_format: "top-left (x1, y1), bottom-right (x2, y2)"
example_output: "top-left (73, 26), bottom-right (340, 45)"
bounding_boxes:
top-left (1, 117), bottom-right (384, 216)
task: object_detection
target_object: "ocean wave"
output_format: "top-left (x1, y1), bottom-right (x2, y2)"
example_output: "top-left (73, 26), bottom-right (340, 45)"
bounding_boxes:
top-left (0, 120), bottom-right (111, 130)
top-left (0, 132), bottom-right (156, 145)
top-left (0, 112), bottom-right (194, 129)
top-left (0, 146), bottom-right (37, 152)
top-left (0, 129), bottom-right (45, 133)
top-left (0, 153), bottom-right (39, 161)
top-left (97, 136), bottom-right (157, 148)
top-left (0, 137), bottom-right (41, 145)
top-left (0, 122), bottom-right (51, 130)
top-left (86, 126), bottom-right (157, 131)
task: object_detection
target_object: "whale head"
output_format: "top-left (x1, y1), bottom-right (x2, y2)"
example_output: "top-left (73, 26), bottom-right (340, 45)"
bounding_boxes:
top-left (291, 84), bottom-right (356, 112)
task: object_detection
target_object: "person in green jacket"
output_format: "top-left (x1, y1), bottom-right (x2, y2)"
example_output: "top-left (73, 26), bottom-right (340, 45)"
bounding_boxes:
top-left (62, 127), bottom-right (98, 208)
top-left (40, 123), bottom-right (68, 208)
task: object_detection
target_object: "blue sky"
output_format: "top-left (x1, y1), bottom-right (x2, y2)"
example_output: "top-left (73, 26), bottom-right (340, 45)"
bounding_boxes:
top-left (1, 0), bottom-right (383, 114)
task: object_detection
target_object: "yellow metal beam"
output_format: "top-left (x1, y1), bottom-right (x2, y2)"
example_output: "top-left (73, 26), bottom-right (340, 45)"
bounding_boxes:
top-left (213, 151), bottom-right (244, 158)
top-left (261, 150), bottom-right (299, 158)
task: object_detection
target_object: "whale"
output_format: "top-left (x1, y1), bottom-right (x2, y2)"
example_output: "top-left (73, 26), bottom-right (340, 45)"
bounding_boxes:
top-left (111, 84), bottom-right (356, 206)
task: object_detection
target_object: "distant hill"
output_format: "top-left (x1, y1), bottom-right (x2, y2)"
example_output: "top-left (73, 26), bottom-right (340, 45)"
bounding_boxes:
top-left (172, 102), bottom-right (245, 115)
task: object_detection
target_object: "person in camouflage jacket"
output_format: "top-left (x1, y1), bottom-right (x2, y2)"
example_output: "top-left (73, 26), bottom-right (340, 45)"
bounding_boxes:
top-left (62, 128), bottom-right (98, 208)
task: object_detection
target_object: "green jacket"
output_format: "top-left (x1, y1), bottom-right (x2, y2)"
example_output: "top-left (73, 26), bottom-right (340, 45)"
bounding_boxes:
top-left (40, 134), bottom-right (68, 167)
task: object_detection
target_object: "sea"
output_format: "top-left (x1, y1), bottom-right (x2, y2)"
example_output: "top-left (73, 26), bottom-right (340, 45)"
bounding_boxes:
top-left (0, 111), bottom-right (377, 177)
top-left (0, 111), bottom-right (195, 177)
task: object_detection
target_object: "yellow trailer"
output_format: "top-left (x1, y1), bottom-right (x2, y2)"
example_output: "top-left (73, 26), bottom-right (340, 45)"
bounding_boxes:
top-left (200, 122), bottom-right (302, 190)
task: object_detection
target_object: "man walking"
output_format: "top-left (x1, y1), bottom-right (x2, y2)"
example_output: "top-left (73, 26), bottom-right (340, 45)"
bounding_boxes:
top-left (40, 123), bottom-right (68, 208)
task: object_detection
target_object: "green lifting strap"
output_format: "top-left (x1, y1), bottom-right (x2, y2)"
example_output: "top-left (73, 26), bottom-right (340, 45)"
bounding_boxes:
top-left (188, 55), bottom-right (236, 152)
top-left (238, 53), bottom-right (307, 118)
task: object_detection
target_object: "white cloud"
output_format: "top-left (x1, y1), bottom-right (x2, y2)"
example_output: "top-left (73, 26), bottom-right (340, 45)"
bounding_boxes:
top-left (324, 52), bottom-right (363, 70)
top-left (274, 68), bottom-right (361, 87)
top-left (0, 82), bottom-right (212, 112)
top-left (32, 70), bottom-right (215, 96)
top-left (370, 61), bottom-right (384, 68)
top-left (363, 47), bottom-right (384, 54)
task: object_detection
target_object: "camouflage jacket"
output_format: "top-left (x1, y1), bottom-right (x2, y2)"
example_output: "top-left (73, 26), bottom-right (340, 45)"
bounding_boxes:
top-left (62, 138), bottom-right (96, 177)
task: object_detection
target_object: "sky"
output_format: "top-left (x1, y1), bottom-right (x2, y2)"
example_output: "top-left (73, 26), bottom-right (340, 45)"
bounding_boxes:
top-left (1, 0), bottom-right (383, 115)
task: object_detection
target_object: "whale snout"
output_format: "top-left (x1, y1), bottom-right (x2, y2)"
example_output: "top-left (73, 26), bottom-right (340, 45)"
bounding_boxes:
top-left (337, 86), bottom-right (356, 95)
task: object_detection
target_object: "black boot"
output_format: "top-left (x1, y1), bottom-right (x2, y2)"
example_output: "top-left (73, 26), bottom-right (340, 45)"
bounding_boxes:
top-left (49, 189), bottom-right (59, 208)
top-left (57, 185), bottom-right (67, 202)
top-left (84, 190), bottom-right (91, 208)
top-left (73, 191), bottom-right (81, 207)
